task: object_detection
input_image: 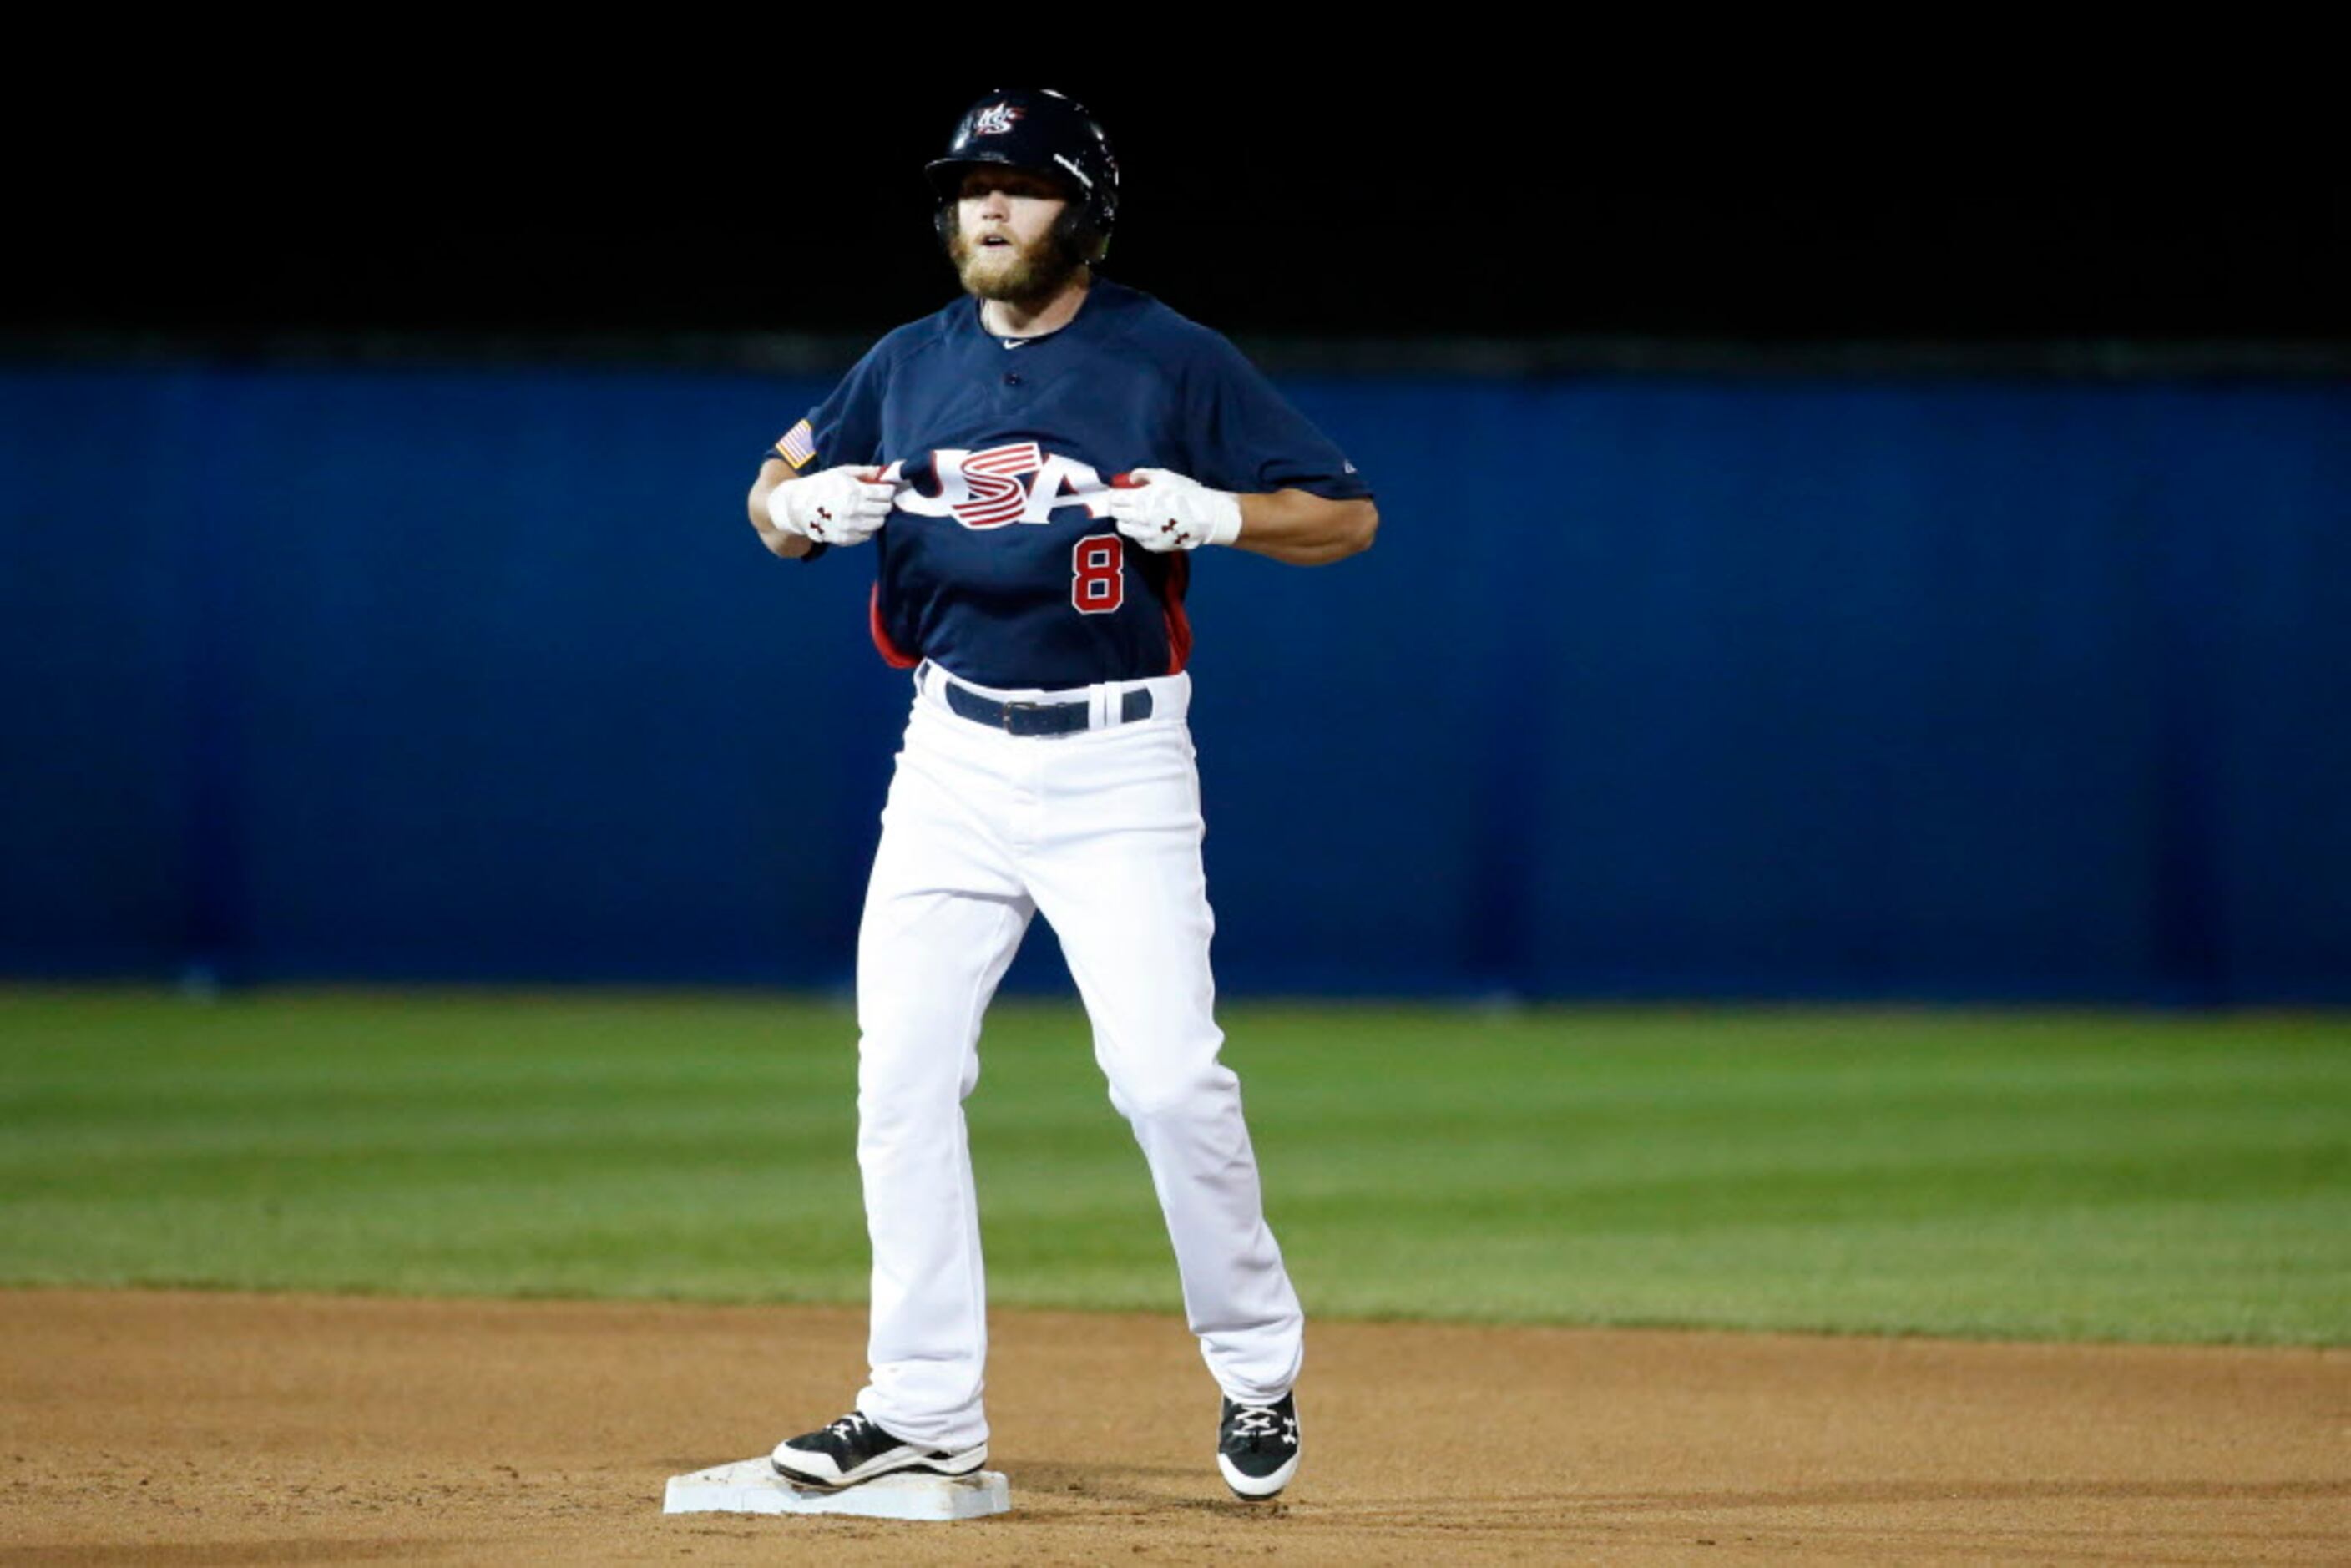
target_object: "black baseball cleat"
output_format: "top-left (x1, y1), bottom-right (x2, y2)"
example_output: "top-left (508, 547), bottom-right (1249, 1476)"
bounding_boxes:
top-left (1216, 1392), bottom-right (1301, 1500)
top-left (770, 1410), bottom-right (988, 1490)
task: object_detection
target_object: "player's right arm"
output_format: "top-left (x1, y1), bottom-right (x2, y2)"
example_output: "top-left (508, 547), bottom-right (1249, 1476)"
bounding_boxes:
top-left (749, 458), bottom-right (895, 557)
top-left (752, 329), bottom-right (908, 557)
top-left (749, 458), bottom-right (817, 559)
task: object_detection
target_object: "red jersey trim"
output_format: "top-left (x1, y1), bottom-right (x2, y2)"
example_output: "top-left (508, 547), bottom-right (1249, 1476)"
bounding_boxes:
top-left (868, 583), bottom-right (921, 669)
top-left (1163, 554), bottom-right (1193, 675)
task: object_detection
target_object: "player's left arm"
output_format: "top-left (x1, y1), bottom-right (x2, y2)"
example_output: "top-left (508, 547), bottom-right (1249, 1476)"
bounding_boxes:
top-left (1141, 331), bottom-right (1378, 565)
top-left (1108, 468), bottom-right (1377, 565)
top-left (1234, 488), bottom-right (1378, 566)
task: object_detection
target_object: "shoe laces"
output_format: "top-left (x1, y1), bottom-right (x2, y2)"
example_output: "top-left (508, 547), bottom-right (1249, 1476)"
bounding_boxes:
top-left (826, 1413), bottom-right (873, 1442)
top-left (1230, 1404), bottom-right (1283, 1440)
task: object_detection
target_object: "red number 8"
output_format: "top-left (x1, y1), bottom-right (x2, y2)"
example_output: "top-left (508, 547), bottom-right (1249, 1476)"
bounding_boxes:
top-left (1072, 534), bottom-right (1125, 615)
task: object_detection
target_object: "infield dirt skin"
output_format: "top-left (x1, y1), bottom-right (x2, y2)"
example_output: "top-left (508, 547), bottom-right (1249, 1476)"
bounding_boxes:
top-left (0, 1292), bottom-right (2343, 1565)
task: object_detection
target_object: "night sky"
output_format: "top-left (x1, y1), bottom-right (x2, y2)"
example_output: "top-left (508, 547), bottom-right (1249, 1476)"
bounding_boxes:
top-left (20, 86), bottom-right (2346, 350)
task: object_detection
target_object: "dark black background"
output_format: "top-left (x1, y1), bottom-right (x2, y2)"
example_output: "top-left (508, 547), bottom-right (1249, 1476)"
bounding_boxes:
top-left (21, 83), bottom-right (2347, 346)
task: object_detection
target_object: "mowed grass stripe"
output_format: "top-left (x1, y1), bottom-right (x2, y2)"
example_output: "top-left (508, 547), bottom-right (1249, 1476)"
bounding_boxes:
top-left (0, 989), bottom-right (2343, 1343)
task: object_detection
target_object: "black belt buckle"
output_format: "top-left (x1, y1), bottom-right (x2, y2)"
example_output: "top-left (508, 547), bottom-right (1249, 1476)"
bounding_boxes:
top-left (994, 695), bottom-right (1088, 737)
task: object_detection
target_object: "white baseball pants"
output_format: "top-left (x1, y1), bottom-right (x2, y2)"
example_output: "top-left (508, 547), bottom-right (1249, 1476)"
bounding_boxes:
top-left (850, 664), bottom-right (1304, 1450)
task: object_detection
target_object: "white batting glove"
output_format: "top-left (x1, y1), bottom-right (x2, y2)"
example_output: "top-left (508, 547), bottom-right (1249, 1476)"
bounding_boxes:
top-left (771, 465), bottom-right (894, 547)
top-left (1106, 468), bottom-right (1243, 553)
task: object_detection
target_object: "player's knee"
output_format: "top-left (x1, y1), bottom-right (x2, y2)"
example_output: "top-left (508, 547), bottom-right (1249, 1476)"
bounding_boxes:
top-left (857, 1055), bottom-right (968, 1127)
top-left (857, 1082), bottom-right (958, 1151)
top-left (1109, 1063), bottom-right (1235, 1125)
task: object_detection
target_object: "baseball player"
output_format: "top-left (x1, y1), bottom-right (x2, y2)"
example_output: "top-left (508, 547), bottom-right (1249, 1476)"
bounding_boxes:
top-left (746, 88), bottom-right (1376, 1502)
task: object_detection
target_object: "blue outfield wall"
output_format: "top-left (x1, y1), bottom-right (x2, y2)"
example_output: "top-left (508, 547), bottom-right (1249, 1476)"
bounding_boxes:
top-left (2, 363), bottom-right (2345, 1002)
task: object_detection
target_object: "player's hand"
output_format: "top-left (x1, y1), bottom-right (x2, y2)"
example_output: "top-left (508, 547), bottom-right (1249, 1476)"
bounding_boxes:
top-left (771, 465), bottom-right (895, 546)
top-left (1106, 468), bottom-right (1243, 553)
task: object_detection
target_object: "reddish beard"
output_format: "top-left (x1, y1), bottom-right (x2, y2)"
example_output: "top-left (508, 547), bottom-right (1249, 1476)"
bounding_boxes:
top-left (948, 217), bottom-right (1088, 308)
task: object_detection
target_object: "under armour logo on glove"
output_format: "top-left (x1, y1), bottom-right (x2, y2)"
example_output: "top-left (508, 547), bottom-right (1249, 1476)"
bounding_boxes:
top-left (775, 466), bottom-right (895, 548)
top-left (1106, 468), bottom-right (1244, 553)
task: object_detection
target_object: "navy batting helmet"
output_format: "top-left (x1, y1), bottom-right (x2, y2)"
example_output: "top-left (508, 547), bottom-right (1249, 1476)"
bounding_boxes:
top-left (926, 89), bottom-right (1120, 261)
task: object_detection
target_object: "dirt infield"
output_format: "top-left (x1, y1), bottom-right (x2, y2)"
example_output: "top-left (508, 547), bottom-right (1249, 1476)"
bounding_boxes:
top-left (1, 1291), bottom-right (2343, 1564)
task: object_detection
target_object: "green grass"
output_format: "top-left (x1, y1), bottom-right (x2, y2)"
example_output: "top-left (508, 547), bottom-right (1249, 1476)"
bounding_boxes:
top-left (1, 989), bottom-right (2345, 1344)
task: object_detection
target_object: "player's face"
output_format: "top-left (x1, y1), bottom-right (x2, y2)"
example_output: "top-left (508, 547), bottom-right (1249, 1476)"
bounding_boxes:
top-left (948, 167), bottom-right (1084, 305)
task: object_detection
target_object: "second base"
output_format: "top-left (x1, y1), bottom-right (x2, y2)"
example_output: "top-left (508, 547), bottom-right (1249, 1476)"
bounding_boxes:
top-left (663, 1458), bottom-right (1010, 1522)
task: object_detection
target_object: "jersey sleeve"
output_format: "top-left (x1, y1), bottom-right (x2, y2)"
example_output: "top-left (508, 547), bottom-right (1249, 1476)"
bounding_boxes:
top-left (767, 340), bottom-right (892, 476)
top-left (1181, 334), bottom-right (1373, 502)
top-left (758, 341), bottom-right (896, 564)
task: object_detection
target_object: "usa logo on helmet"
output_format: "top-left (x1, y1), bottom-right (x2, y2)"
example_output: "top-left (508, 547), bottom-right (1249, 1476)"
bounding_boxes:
top-left (972, 102), bottom-right (1023, 136)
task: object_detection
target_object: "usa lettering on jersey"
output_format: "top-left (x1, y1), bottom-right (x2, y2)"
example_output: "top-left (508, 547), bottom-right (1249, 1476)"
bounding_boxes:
top-left (882, 443), bottom-right (1118, 530)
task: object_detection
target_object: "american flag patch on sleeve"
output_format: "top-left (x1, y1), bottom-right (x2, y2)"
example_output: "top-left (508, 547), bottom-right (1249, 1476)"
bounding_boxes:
top-left (777, 419), bottom-right (817, 471)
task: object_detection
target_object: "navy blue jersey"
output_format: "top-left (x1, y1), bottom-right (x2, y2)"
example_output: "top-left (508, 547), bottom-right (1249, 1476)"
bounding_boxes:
top-left (764, 279), bottom-right (1370, 690)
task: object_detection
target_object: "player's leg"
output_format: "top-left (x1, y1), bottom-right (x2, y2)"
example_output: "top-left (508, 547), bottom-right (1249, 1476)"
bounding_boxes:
top-left (1023, 711), bottom-right (1305, 1408)
top-left (847, 704), bottom-right (1034, 1454)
